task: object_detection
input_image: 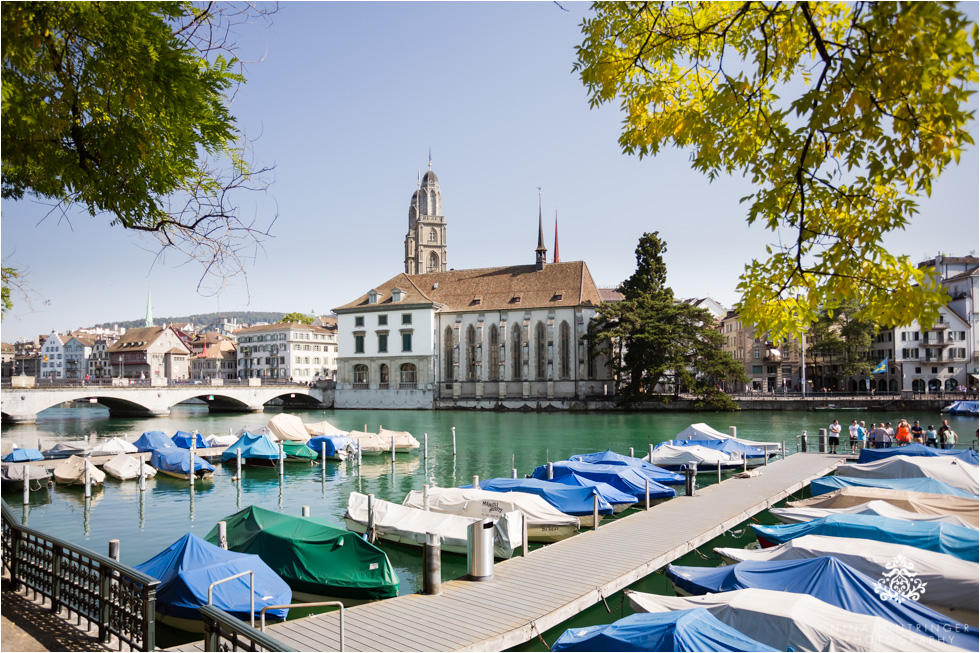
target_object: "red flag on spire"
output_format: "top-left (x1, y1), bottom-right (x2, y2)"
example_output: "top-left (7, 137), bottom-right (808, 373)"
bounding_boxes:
top-left (553, 211), bottom-right (560, 263)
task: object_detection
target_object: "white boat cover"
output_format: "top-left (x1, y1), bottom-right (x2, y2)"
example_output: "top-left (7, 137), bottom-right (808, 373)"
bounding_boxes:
top-left (345, 492), bottom-right (523, 558)
top-left (378, 428), bottom-right (421, 451)
top-left (401, 487), bottom-right (579, 530)
top-left (102, 454), bottom-right (157, 481)
top-left (714, 534), bottom-right (979, 613)
top-left (265, 414), bottom-right (310, 442)
top-left (205, 433), bottom-right (240, 447)
top-left (644, 444), bottom-right (739, 468)
top-left (674, 423), bottom-right (781, 452)
top-left (90, 438), bottom-right (138, 455)
top-left (304, 420), bottom-right (349, 436)
top-left (771, 500), bottom-right (977, 529)
top-left (1, 464), bottom-right (52, 483)
top-left (627, 588), bottom-right (962, 652)
top-left (53, 455), bottom-right (106, 485)
top-left (43, 441), bottom-right (93, 458)
top-left (344, 430), bottom-right (389, 455)
top-left (837, 455), bottom-right (980, 495)
top-left (788, 486), bottom-right (979, 527)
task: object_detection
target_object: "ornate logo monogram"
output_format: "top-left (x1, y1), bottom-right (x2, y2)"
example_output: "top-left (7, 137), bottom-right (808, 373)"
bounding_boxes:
top-left (873, 554), bottom-right (927, 604)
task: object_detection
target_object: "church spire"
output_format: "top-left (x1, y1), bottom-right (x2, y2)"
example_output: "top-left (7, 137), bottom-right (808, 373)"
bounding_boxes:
top-left (144, 285), bottom-right (153, 327)
top-left (553, 210), bottom-right (560, 264)
top-left (535, 188), bottom-right (547, 271)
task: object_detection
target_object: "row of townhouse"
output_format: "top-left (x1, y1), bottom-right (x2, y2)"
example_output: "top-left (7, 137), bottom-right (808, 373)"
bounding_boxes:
top-left (235, 322), bottom-right (339, 381)
top-left (720, 255), bottom-right (979, 394)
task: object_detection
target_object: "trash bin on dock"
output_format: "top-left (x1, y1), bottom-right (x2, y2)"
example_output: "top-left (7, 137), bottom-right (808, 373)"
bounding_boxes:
top-left (467, 518), bottom-right (495, 581)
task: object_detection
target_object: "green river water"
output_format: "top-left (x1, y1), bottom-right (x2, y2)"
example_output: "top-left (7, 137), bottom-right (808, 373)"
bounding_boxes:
top-left (2, 405), bottom-right (977, 649)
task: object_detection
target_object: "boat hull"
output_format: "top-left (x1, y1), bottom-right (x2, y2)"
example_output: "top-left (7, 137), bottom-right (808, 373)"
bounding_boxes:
top-left (156, 469), bottom-right (214, 481)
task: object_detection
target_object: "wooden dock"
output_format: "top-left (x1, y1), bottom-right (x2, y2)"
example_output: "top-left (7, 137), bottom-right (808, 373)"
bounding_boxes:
top-left (171, 452), bottom-right (844, 652)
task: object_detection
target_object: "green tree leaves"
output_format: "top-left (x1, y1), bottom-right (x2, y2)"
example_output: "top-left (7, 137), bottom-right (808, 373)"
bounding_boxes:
top-left (280, 312), bottom-right (314, 325)
top-left (575, 2), bottom-right (976, 339)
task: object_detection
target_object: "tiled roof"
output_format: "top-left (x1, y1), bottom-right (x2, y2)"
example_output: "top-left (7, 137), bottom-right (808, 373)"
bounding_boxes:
top-left (233, 322), bottom-right (333, 335)
top-left (334, 261), bottom-right (603, 313)
top-left (1, 343), bottom-right (14, 353)
top-left (944, 266), bottom-right (979, 283)
top-left (598, 288), bottom-right (624, 303)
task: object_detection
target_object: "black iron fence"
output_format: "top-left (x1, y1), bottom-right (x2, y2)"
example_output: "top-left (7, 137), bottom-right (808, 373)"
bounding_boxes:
top-left (1, 499), bottom-right (159, 651)
top-left (200, 604), bottom-right (294, 652)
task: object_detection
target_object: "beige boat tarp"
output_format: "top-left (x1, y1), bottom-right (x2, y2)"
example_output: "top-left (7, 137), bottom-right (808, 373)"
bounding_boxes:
top-left (788, 486), bottom-right (980, 527)
top-left (378, 428), bottom-right (420, 451)
top-left (771, 499), bottom-right (976, 529)
top-left (266, 413), bottom-right (310, 442)
top-left (53, 455), bottom-right (106, 485)
top-left (103, 453), bottom-right (157, 481)
top-left (345, 430), bottom-right (388, 455)
top-left (402, 487), bottom-right (579, 532)
top-left (627, 588), bottom-right (963, 652)
top-left (714, 534), bottom-right (980, 614)
top-left (836, 455), bottom-right (980, 495)
top-left (304, 421), bottom-right (349, 437)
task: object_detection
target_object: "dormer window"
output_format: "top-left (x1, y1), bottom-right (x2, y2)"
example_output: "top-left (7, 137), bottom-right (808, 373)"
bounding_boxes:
top-left (391, 288), bottom-right (405, 302)
top-left (471, 298), bottom-right (482, 306)
top-left (368, 290), bottom-right (379, 304)
top-left (510, 296), bottom-right (521, 304)
top-left (552, 293), bottom-right (563, 301)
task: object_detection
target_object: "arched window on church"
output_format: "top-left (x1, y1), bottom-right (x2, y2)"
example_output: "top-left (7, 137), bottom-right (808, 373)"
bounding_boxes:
top-left (488, 325), bottom-right (499, 380)
top-left (353, 364), bottom-right (368, 388)
top-left (535, 322), bottom-right (546, 379)
top-left (399, 363), bottom-right (417, 388)
top-left (428, 252), bottom-right (439, 273)
top-left (379, 364), bottom-right (389, 389)
top-left (466, 325), bottom-right (477, 381)
top-left (511, 324), bottom-right (522, 380)
top-left (429, 190), bottom-right (437, 215)
top-left (419, 191), bottom-right (428, 215)
top-left (559, 321), bottom-right (571, 379)
top-left (428, 228), bottom-right (437, 243)
top-left (444, 326), bottom-right (454, 381)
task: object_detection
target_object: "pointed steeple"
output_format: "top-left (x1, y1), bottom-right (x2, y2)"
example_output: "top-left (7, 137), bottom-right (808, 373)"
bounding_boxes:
top-left (535, 188), bottom-right (547, 270)
top-left (144, 285), bottom-right (153, 327)
top-left (428, 146), bottom-right (432, 170)
top-left (553, 210), bottom-right (560, 264)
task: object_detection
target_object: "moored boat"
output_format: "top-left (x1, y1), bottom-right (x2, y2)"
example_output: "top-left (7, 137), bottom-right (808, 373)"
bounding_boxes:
top-left (90, 437), bottom-right (138, 456)
top-left (810, 474), bottom-right (978, 499)
top-left (377, 427), bottom-right (420, 452)
top-left (787, 486), bottom-right (980, 527)
top-left (714, 534), bottom-right (980, 618)
top-left (345, 491), bottom-right (524, 558)
top-left (281, 440), bottom-right (316, 462)
top-left (942, 400), bottom-right (979, 415)
top-left (401, 486), bottom-right (580, 542)
top-left (53, 455), bottom-right (106, 486)
top-left (857, 443), bottom-right (978, 465)
top-left (307, 435), bottom-right (357, 461)
top-left (644, 443), bottom-right (742, 472)
top-left (627, 588), bottom-right (962, 652)
top-left (751, 514), bottom-right (979, 561)
top-left (42, 441), bottom-right (92, 459)
top-left (171, 431), bottom-right (208, 450)
top-left (150, 449), bottom-right (215, 481)
top-left (531, 460), bottom-right (676, 501)
top-left (665, 556), bottom-right (979, 650)
top-left (220, 432), bottom-right (280, 467)
top-left (472, 477), bottom-right (625, 527)
top-left (134, 533), bottom-right (291, 633)
top-left (674, 423), bottom-right (781, 453)
top-left (566, 450), bottom-right (685, 485)
top-left (304, 420), bottom-right (349, 437)
top-left (266, 413), bottom-right (310, 442)
top-left (2, 448), bottom-right (44, 463)
top-left (836, 455), bottom-right (979, 495)
top-left (770, 499), bottom-right (977, 529)
top-left (343, 430), bottom-right (388, 456)
top-left (205, 505), bottom-right (398, 603)
top-left (1, 464), bottom-right (52, 487)
top-left (133, 431), bottom-right (179, 454)
top-left (668, 439), bottom-right (769, 467)
top-left (103, 453), bottom-right (157, 481)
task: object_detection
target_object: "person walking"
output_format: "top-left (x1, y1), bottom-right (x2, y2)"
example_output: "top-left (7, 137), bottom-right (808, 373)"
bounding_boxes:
top-left (829, 419), bottom-right (842, 454)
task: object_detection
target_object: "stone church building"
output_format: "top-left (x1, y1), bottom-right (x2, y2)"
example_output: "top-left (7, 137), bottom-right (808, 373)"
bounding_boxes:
top-left (334, 163), bottom-right (615, 409)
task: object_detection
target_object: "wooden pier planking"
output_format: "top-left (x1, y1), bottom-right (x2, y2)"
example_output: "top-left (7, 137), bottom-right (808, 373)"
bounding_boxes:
top-left (168, 453), bottom-right (842, 652)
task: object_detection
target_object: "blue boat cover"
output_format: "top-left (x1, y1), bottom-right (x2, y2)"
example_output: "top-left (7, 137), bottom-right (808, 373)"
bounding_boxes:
top-left (567, 450), bottom-right (685, 485)
top-left (671, 439), bottom-right (767, 459)
top-left (532, 461), bottom-right (676, 500)
top-left (666, 557), bottom-right (979, 650)
top-left (474, 478), bottom-right (616, 515)
top-left (945, 400), bottom-right (979, 415)
top-left (2, 448), bottom-right (44, 463)
top-left (134, 431), bottom-right (178, 454)
top-left (752, 513), bottom-right (979, 561)
top-left (135, 533), bottom-right (290, 623)
top-left (172, 431), bottom-right (208, 449)
top-left (556, 473), bottom-right (662, 503)
top-left (220, 432), bottom-right (280, 463)
top-left (551, 608), bottom-right (778, 652)
top-left (811, 474), bottom-right (978, 499)
top-left (307, 435), bottom-right (356, 458)
top-left (857, 443), bottom-right (979, 465)
top-left (151, 449), bottom-right (215, 474)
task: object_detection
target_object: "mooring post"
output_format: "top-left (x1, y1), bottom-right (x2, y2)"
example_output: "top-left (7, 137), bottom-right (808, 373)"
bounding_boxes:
top-left (593, 494), bottom-right (599, 531)
top-left (367, 494), bottom-right (375, 543)
top-left (139, 456), bottom-right (146, 491)
top-left (645, 479), bottom-right (650, 510)
top-left (108, 539), bottom-right (120, 561)
top-left (217, 521), bottom-right (228, 549)
top-left (302, 506), bottom-right (310, 517)
top-left (685, 463), bottom-right (697, 496)
top-left (717, 459), bottom-right (722, 483)
top-left (546, 462), bottom-right (554, 481)
top-left (729, 426), bottom-right (737, 438)
top-left (84, 460), bottom-right (91, 499)
top-left (452, 427), bottom-right (457, 457)
top-left (782, 441), bottom-right (786, 459)
top-left (190, 438), bottom-right (196, 488)
top-left (423, 484), bottom-right (430, 511)
top-left (764, 447), bottom-right (769, 465)
top-left (23, 471), bottom-right (29, 505)
top-left (742, 454), bottom-right (748, 472)
top-left (423, 532), bottom-right (441, 595)
top-left (236, 447), bottom-right (242, 481)
top-left (522, 514), bottom-right (528, 556)
top-left (321, 442), bottom-right (326, 471)
top-left (473, 475), bottom-right (480, 490)
top-left (391, 433), bottom-right (396, 464)
top-left (424, 433), bottom-right (428, 460)
top-left (279, 442), bottom-right (285, 477)
top-left (649, 443), bottom-right (654, 462)
top-left (511, 468), bottom-right (517, 479)
top-left (357, 443), bottom-right (362, 467)
top-left (629, 446), bottom-right (634, 459)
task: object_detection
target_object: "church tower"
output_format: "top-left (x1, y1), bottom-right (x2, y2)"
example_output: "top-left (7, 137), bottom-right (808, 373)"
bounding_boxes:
top-left (404, 155), bottom-right (447, 274)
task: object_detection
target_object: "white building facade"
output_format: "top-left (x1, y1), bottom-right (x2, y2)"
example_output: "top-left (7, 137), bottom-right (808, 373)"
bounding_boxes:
top-left (39, 333), bottom-right (67, 379)
top-left (235, 323), bottom-right (337, 381)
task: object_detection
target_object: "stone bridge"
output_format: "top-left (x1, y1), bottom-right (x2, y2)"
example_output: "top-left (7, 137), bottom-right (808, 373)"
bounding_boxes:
top-left (0, 383), bottom-right (333, 424)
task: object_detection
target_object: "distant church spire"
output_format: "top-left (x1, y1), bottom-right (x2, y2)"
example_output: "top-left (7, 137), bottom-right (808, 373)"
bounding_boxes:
top-left (553, 210), bottom-right (560, 264)
top-left (535, 188), bottom-right (547, 271)
top-left (144, 286), bottom-right (153, 327)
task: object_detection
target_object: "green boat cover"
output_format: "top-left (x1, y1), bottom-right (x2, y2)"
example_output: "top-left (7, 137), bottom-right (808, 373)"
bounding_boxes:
top-left (282, 441), bottom-right (317, 461)
top-left (204, 506), bottom-right (398, 601)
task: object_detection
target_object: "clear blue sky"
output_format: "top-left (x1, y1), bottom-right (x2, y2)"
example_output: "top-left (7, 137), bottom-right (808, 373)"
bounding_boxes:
top-left (2, 2), bottom-right (978, 342)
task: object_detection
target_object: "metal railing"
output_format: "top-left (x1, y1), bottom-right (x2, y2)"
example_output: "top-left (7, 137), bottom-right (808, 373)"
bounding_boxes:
top-left (1, 498), bottom-right (159, 651)
top-left (200, 604), bottom-right (295, 652)
top-left (260, 601), bottom-right (344, 650)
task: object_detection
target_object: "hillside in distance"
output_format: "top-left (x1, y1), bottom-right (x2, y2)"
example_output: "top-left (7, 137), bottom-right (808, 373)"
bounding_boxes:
top-left (95, 311), bottom-right (286, 331)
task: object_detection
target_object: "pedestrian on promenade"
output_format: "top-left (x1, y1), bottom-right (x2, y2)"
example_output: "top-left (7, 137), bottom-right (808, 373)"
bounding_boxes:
top-left (884, 422), bottom-right (894, 448)
top-left (871, 423), bottom-right (888, 449)
top-left (895, 419), bottom-right (911, 446)
top-left (910, 421), bottom-right (925, 444)
top-left (925, 425), bottom-right (938, 448)
top-left (848, 420), bottom-right (859, 453)
top-left (938, 420), bottom-right (952, 449)
top-left (857, 421), bottom-right (868, 450)
top-left (828, 420), bottom-right (841, 454)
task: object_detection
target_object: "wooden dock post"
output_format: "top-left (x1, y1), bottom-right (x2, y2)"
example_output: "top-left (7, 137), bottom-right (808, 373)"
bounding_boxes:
top-left (391, 432), bottom-right (396, 464)
top-left (511, 468), bottom-right (517, 479)
top-left (522, 514), bottom-right (528, 557)
top-left (648, 443), bottom-right (654, 462)
top-left (743, 454), bottom-right (748, 472)
top-left (423, 532), bottom-right (442, 595)
top-left (22, 470), bottom-right (29, 505)
top-left (782, 441), bottom-right (786, 459)
top-left (729, 426), bottom-right (737, 438)
top-left (217, 521), bottom-right (228, 549)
